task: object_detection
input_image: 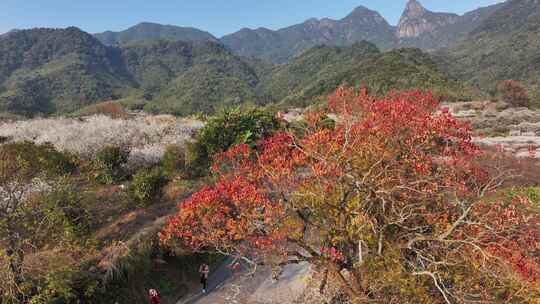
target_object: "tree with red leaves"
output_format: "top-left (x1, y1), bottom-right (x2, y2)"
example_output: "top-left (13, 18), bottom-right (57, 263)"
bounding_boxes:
top-left (497, 80), bottom-right (530, 108)
top-left (161, 88), bottom-right (539, 303)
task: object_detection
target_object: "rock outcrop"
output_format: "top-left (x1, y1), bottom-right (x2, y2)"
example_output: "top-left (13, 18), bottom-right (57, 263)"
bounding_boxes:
top-left (396, 0), bottom-right (458, 39)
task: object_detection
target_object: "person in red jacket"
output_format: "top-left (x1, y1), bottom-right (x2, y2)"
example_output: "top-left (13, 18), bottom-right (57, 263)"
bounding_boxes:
top-left (149, 289), bottom-right (160, 304)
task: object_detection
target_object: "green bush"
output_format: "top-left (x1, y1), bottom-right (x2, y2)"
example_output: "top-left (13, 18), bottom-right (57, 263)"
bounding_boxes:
top-left (129, 168), bottom-right (168, 207)
top-left (94, 146), bottom-right (129, 184)
top-left (502, 187), bottom-right (540, 206)
top-left (26, 261), bottom-right (100, 304)
top-left (188, 107), bottom-right (281, 176)
top-left (40, 185), bottom-right (92, 243)
top-left (162, 145), bottom-right (187, 178)
top-left (0, 141), bottom-right (76, 177)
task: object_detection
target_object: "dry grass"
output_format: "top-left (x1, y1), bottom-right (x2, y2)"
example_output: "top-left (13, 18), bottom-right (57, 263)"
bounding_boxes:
top-left (76, 101), bottom-right (129, 119)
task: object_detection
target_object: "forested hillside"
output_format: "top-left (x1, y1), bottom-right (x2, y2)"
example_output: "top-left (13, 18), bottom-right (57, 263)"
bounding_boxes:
top-left (438, 0), bottom-right (540, 101)
top-left (0, 30), bottom-right (263, 117)
top-left (118, 40), bottom-right (262, 115)
top-left (260, 41), bottom-right (470, 108)
top-left (0, 27), bottom-right (130, 116)
top-left (221, 6), bottom-right (396, 64)
top-left (3, 0), bottom-right (540, 118)
top-left (0, 27), bottom-right (469, 117)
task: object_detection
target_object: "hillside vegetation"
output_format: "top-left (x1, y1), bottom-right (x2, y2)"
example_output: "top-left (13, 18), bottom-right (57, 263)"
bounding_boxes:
top-left (260, 42), bottom-right (470, 108)
top-left (118, 40), bottom-right (262, 115)
top-left (0, 29), bottom-right (264, 117)
top-left (0, 27), bottom-right (129, 116)
top-left (438, 0), bottom-right (540, 102)
top-left (0, 106), bottom-right (284, 303)
top-left (1, 94), bottom-right (539, 303)
top-left (0, 28), bottom-right (471, 117)
top-left (3, 1), bottom-right (535, 119)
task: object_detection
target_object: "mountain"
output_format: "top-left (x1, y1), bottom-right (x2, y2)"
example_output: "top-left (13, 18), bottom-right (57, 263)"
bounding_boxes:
top-left (0, 26), bottom-right (471, 117)
top-left (221, 6), bottom-right (396, 63)
top-left (126, 40), bottom-right (262, 115)
top-left (439, 0), bottom-right (540, 99)
top-left (0, 27), bottom-right (261, 117)
top-left (94, 22), bottom-right (218, 45)
top-left (396, 0), bottom-right (459, 40)
top-left (259, 41), bottom-right (471, 108)
top-left (89, 2), bottom-right (507, 64)
top-left (221, 1), bottom-right (509, 63)
top-left (0, 27), bottom-right (130, 116)
top-left (397, 0), bottom-right (505, 49)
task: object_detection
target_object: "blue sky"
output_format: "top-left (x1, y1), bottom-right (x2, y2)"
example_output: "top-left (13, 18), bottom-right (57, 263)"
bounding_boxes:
top-left (0, 0), bottom-right (505, 37)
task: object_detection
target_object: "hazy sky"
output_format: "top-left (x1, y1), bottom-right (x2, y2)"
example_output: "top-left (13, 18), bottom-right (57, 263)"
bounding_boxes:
top-left (0, 0), bottom-right (505, 37)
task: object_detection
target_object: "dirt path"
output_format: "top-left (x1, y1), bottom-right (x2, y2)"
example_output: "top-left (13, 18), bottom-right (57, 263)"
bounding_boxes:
top-left (177, 257), bottom-right (237, 304)
top-left (177, 259), bottom-right (311, 304)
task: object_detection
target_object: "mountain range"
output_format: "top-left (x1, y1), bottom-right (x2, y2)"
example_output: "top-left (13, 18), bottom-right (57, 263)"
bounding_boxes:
top-left (94, 0), bottom-right (506, 63)
top-left (0, 26), bottom-right (466, 117)
top-left (1, 0), bottom-right (539, 117)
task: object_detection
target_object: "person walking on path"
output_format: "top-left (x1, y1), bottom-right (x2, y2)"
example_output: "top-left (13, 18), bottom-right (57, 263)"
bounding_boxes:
top-left (199, 263), bottom-right (210, 293)
top-left (149, 289), bottom-right (160, 304)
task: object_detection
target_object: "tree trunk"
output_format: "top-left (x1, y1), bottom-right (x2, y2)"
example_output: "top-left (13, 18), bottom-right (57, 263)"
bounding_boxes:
top-left (328, 263), bottom-right (366, 303)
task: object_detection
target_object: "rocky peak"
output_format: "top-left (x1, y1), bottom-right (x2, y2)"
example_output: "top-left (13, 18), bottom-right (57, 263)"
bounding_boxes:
top-left (403, 0), bottom-right (427, 18)
top-left (397, 0), bottom-right (458, 38)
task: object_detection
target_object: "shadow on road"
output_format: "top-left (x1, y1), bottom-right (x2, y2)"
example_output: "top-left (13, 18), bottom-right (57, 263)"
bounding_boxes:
top-left (177, 257), bottom-right (237, 304)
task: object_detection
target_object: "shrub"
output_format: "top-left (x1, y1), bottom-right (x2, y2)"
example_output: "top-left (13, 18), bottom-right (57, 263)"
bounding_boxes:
top-left (26, 264), bottom-right (99, 304)
top-left (76, 101), bottom-right (129, 119)
top-left (161, 145), bottom-right (187, 178)
top-left (0, 141), bottom-right (76, 177)
top-left (497, 80), bottom-right (531, 107)
top-left (94, 146), bottom-right (129, 184)
top-left (129, 168), bottom-right (168, 207)
top-left (40, 185), bottom-right (92, 243)
top-left (16, 250), bottom-right (101, 304)
top-left (0, 142), bottom-right (78, 302)
top-left (188, 107), bottom-right (280, 176)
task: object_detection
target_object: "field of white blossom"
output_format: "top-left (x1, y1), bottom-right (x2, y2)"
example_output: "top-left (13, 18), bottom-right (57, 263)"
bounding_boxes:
top-left (0, 114), bottom-right (205, 169)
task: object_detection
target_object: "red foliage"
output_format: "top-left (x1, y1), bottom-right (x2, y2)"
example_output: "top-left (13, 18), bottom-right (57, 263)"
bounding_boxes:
top-left (469, 196), bottom-right (540, 283)
top-left (160, 176), bottom-right (287, 255)
top-left (497, 80), bottom-right (530, 107)
top-left (161, 87), bottom-right (539, 301)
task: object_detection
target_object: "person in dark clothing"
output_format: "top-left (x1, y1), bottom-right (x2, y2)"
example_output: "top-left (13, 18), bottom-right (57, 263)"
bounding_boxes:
top-left (199, 263), bottom-right (210, 293)
top-left (149, 289), bottom-right (160, 304)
